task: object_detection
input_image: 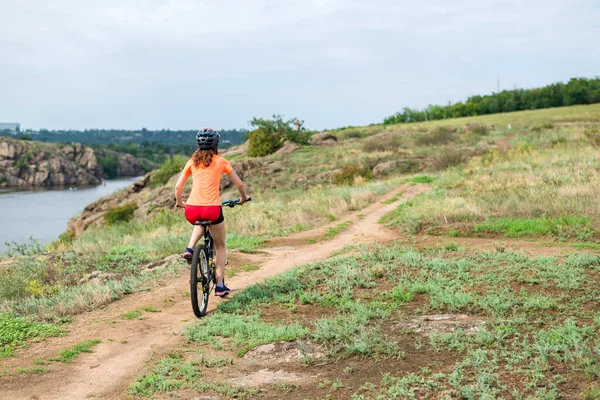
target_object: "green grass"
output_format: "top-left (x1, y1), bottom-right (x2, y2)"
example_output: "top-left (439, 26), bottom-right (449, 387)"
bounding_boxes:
top-left (141, 306), bottom-right (160, 313)
top-left (0, 313), bottom-right (66, 358)
top-left (129, 353), bottom-right (196, 396)
top-left (475, 216), bottom-right (591, 238)
top-left (409, 175), bottom-right (436, 184)
top-left (226, 234), bottom-right (268, 253)
top-left (135, 238), bottom-right (600, 397)
top-left (242, 264), bottom-right (260, 272)
top-left (17, 367), bottom-right (48, 374)
top-left (573, 242), bottom-right (600, 250)
top-left (121, 310), bottom-right (143, 320)
top-left (185, 313), bottom-right (308, 356)
top-left (322, 221), bottom-right (353, 241)
top-left (51, 339), bottom-right (101, 363)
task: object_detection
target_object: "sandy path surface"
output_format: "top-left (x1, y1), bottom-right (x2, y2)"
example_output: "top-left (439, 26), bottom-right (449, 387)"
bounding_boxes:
top-left (0, 184), bottom-right (429, 400)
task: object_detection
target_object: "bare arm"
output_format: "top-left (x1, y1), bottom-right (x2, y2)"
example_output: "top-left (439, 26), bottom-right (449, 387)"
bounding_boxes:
top-left (175, 169), bottom-right (190, 208)
top-left (229, 170), bottom-right (248, 204)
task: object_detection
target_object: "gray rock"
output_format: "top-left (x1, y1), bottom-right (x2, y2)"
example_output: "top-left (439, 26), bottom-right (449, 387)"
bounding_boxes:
top-left (308, 132), bottom-right (338, 146)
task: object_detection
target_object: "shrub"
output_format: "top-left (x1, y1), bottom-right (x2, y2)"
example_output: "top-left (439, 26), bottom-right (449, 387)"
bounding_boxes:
top-left (104, 202), bottom-right (138, 225)
top-left (15, 157), bottom-right (28, 170)
top-left (470, 125), bottom-right (489, 135)
top-left (247, 128), bottom-right (283, 157)
top-left (415, 127), bottom-right (455, 146)
top-left (432, 148), bottom-right (467, 171)
top-left (333, 163), bottom-right (373, 185)
top-left (150, 155), bottom-right (187, 187)
top-left (98, 153), bottom-right (119, 178)
top-left (363, 134), bottom-right (403, 152)
top-left (57, 232), bottom-right (76, 244)
top-left (247, 114), bottom-right (307, 156)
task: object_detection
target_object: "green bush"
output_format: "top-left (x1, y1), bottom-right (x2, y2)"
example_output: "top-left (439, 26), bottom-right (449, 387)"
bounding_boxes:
top-left (104, 202), bottom-right (138, 225)
top-left (150, 155), bottom-right (187, 187)
top-left (57, 232), bottom-right (76, 244)
top-left (247, 114), bottom-right (308, 156)
top-left (15, 157), bottom-right (28, 170)
top-left (98, 153), bottom-right (119, 178)
top-left (333, 163), bottom-right (373, 185)
top-left (247, 128), bottom-right (283, 157)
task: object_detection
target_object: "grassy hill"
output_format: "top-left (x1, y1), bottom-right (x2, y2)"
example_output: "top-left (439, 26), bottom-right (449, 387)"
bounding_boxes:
top-left (2, 104), bottom-right (600, 398)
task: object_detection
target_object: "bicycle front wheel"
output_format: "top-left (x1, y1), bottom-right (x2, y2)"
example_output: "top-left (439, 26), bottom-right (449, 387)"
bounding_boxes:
top-left (190, 245), bottom-right (210, 317)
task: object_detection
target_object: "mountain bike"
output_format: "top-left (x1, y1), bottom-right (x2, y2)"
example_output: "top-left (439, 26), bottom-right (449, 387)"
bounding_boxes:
top-left (188, 198), bottom-right (251, 318)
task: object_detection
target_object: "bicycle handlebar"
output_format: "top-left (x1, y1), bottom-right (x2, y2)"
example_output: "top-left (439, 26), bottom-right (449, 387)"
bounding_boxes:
top-left (221, 197), bottom-right (252, 208)
top-left (176, 198), bottom-right (251, 209)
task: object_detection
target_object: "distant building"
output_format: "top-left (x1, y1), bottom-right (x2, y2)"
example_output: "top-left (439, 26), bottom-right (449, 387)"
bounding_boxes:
top-left (0, 122), bottom-right (20, 133)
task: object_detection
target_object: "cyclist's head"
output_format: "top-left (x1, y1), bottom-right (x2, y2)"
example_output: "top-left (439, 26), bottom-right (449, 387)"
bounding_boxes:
top-left (196, 128), bottom-right (220, 150)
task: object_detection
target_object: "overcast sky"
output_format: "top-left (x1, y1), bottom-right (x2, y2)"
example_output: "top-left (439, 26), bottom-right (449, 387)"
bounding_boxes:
top-left (1, 0), bottom-right (598, 131)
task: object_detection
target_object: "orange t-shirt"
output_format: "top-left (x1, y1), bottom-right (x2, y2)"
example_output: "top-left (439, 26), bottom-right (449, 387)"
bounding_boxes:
top-left (181, 155), bottom-right (232, 206)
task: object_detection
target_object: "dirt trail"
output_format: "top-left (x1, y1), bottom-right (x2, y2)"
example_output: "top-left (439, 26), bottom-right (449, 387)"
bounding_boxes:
top-left (0, 184), bottom-right (428, 400)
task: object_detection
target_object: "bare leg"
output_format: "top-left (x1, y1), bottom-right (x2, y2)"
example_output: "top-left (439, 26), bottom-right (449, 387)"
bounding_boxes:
top-left (209, 222), bottom-right (226, 285)
top-left (187, 225), bottom-right (203, 249)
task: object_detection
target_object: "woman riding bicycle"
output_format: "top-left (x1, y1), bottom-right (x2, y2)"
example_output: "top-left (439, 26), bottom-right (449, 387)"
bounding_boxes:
top-left (175, 128), bottom-right (249, 297)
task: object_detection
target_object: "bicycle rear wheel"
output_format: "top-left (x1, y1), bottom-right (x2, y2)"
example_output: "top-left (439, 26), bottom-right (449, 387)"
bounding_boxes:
top-left (190, 245), bottom-right (210, 317)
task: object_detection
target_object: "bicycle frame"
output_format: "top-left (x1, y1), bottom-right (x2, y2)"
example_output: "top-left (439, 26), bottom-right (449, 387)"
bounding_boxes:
top-left (201, 225), bottom-right (217, 284)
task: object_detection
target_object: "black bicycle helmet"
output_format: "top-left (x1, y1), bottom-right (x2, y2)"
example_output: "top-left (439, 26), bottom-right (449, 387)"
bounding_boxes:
top-left (196, 128), bottom-right (220, 149)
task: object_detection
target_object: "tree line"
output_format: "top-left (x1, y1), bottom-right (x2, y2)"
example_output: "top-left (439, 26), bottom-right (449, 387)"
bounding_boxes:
top-left (12, 128), bottom-right (247, 147)
top-left (383, 77), bottom-right (600, 125)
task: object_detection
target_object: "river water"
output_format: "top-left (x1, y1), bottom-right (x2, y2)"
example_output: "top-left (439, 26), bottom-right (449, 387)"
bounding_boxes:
top-left (0, 178), bottom-right (140, 253)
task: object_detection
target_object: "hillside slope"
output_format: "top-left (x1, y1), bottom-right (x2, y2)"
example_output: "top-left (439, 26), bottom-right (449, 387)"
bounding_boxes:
top-left (3, 104), bottom-right (600, 399)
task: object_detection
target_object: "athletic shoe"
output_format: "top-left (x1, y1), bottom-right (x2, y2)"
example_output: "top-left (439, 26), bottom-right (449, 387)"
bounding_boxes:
top-left (215, 284), bottom-right (231, 297)
top-left (183, 247), bottom-right (194, 259)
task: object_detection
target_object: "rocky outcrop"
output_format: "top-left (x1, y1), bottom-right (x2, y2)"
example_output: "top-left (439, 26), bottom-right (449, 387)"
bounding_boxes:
top-left (0, 138), bottom-right (102, 187)
top-left (274, 141), bottom-right (300, 155)
top-left (308, 132), bottom-right (338, 146)
top-left (116, 153), bottom-right (145, 177)
top-left (0, 137), bottom-right (145, 187)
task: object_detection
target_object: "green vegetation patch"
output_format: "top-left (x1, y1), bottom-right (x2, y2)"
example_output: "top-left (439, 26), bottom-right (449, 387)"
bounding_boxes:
top-left (120, 309), bottom-right (143, 320)
top-left (104, 202), bottom-right (138, 225)
top-left (129, 353), bottom-right (198, 396)
top-left (226, 234), bottom-right (268, 253)
top-left (333, 163), bottom-right (373, 185)
top-left (51, 339), bottom-right (101, 363)
top-left (150, 155), bottom-right (188, 187)
top-left (185, 313), bottom-right (308, 356)
top-left (323, 221), bottom-right (353, 241)
top-left (409, 175), bottom-right (436, 184)
top-left (0, 313), bottom-right (66, 358)
top-left (475, 216), bottom-right (591, 238)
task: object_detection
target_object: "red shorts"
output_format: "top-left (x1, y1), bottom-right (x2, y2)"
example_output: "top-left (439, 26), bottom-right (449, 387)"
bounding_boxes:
top-left (184, 205), bottom-right (224, 225)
